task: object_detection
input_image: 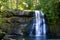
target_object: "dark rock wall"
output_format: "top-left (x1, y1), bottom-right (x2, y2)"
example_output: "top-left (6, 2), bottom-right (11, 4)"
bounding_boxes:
top-left (2, 10), bottom-right (33, 35)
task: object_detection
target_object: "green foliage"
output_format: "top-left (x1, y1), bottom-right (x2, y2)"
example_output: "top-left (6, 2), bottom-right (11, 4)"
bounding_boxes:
top-left (41, 0), bottom-right (59, 33)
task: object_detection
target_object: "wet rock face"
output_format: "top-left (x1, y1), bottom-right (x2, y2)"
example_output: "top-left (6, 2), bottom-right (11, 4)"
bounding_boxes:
top-left (10, 17), bottom-right (32, 23)
top-left (3, 10), bottom-right (34, 17)
top-left (2, 11), bottom-right (34, 35)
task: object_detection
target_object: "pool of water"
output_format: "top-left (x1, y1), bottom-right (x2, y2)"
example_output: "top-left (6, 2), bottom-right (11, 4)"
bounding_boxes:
top-left (5, 35), bottom-right (60, 40)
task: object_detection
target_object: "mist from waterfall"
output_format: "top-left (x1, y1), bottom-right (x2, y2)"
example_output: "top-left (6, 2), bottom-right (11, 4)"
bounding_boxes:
top-left (29, 11), bottom-right (46, 36)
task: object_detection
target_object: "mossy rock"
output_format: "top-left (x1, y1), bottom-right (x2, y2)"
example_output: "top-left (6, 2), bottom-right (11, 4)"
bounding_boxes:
top-left (0, 32), bottom-right (6, 40)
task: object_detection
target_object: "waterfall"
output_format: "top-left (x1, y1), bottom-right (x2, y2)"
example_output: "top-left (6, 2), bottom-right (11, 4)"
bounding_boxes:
top-left (35, 11), bottom-right (41, 36)
top-left (29, 10), bottom-right (46, 36)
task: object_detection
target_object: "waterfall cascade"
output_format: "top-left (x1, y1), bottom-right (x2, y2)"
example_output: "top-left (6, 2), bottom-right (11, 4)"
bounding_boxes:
top-left (29, 10), bottom-right (46, 36)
